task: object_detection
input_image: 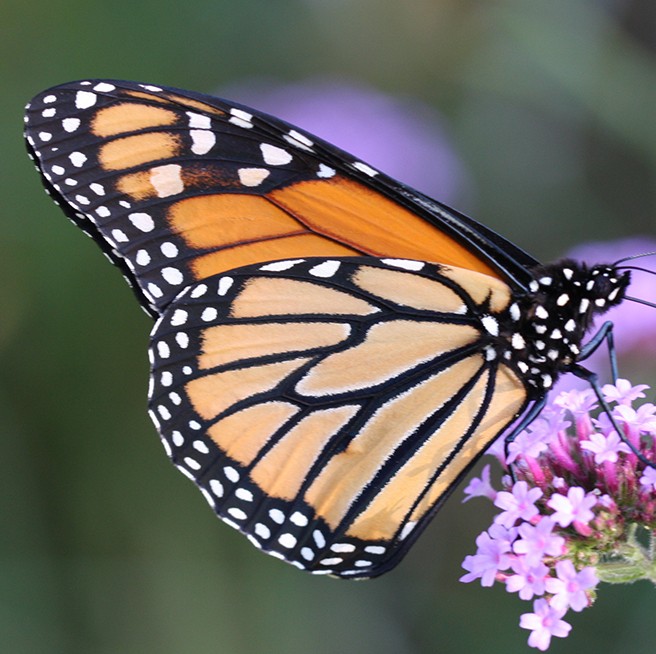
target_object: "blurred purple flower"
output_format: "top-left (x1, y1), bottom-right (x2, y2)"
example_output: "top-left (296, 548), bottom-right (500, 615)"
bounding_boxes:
top-left (639, 466), bottom-right (656, 490)
top-left (460, 523), bottom-right (515, 586)
top-left (602, 379), bottom-right (649, 405)
top-left (546, 487), bottom-right (597, 527)
top-left (512, 519), bottom-right (565, 567)
top-left (506, 556), bottom-right (549, 600)
top-left (494, 481), bottom-right (542, 527)
top-left (545, 561), bottom-right (598, 612)
top-left (462, 463), bottom-right (496, 502)
top-left (219, 77), bottom-right (468, 202)
top-left (580, 431), bottom-right (631, 465)
top-left (520, 599), bottom-right (571, 651)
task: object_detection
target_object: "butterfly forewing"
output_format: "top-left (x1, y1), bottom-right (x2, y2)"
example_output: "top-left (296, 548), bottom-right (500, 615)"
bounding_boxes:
top-left (148, 258), bottom-right (528, 577)
top-left (24, 80), bottom-right (539, 318)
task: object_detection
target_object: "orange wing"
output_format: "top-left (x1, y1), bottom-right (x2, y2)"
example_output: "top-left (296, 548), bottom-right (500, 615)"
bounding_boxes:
top-left (149, 257), bottom-right (528, 578)
top-left (24, 80), bottom-right (537, 316)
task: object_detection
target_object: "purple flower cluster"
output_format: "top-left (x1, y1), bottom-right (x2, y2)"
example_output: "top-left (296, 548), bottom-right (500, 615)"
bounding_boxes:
top-left (461, 379), bottom-right (656, 650)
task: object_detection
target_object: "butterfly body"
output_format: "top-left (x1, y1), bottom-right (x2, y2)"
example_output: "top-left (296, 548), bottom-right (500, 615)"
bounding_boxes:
top-left (24, 80), bottom-right (630, 578)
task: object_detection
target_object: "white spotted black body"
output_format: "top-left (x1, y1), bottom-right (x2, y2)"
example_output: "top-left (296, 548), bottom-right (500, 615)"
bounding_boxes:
top-left (490, 260), bottom-right (631, 397)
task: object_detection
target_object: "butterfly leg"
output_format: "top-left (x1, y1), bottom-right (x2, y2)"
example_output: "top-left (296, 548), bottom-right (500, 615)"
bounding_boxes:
top-left (502, 397), bottom-right (548, 474)
top-left (578, 320), bottom-right (618, 382)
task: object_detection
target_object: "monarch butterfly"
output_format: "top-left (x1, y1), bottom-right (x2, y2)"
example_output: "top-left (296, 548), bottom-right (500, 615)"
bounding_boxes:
top-left (24, 80), bottom-right (636, 579)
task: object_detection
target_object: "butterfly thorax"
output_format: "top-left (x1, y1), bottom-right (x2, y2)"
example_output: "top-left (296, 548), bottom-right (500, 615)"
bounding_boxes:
top-left (490, 260), bottom-right (630, 395)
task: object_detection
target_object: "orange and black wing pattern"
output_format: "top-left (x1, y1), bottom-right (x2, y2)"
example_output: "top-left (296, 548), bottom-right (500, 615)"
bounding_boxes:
top-left (24, 80), bottom-right (539, 578)
top-left (24, 80), bottom-right (538, 317)
top-left (149, 258), bottom-right (528, 577)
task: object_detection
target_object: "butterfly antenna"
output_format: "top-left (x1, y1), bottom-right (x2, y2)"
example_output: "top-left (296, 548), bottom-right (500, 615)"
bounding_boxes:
top-left (614, 251), bottom-right (656, 266)
top-left (624, 295), bottom-right (656, 310)
top-left (616, 265), bottom-right (656, 277)
top-left (614, 256), bottom-right (656, 308)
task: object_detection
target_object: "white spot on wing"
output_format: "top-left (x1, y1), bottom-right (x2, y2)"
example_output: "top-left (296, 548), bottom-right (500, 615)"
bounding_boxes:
top-left (150, 163), bottom-right (184, 197)
top-left (187, 112), bottom-right (211, 129)
top-left (557, 294), bottom-right (569, 306)
top-left (228, 507), bottom-right (247, 521)
top-left (481, 315), bottom-right (499, 336)
top-left (364, 545), bottom-right (385, 555)
top-left (190, 129), bottom-right (216, 155)
top-left (201, 307), bottom-right (218, 321)
top-left (284, 129), bottom-right (313, 150)
top-left (290, 512), bottom-right (308, 527)
top-left (278, 533), bottom-right (297, 549)
top-left (381, 258), bottom-right (424, 271)
top-left (260, 143), bottom-right (293, 165)
top-left (136, 249), bottom-right (151, 266)
top-left (259, 259), bottom-right (304, 271)
top-left (93, 82), bottom-right (116, 92)
top-left (235, 488), bottom-right (253, 502)
top-left (218, 277), bottom-right (234, 295)
top-left (352, 161), bottom-right (378, 176)
top-left (313, 530), bottom-right (326, 548)
top-left (511, 333), bottom-right (525, 349)
top-left (171, 309), bottom-right (189, 327)
top-left (254, 523), bottom-right (270, 539)
top-left (111, 229), bottom-right (128, 242)
top-left (209, 479), bottom-right (224, 497)
top-left (400, 521), bottom-right (416, 540)
top-left (224, 466), bottom-right (240, 482)
top-left (229, 108), bottom-right (253, 128)
top-left (162, 267), bottom-right (184, 285)
top-left (317, 163), bottom-right (336, 178)
top-left (129, 212), bottom-right (155, 232)
top-left (69, 152), bottom-right (87, 167)
top-left (309, 260), bottom-right (340, 277)
top-left (238, 167), bottom-right (270, 187)
top-left (75, 91), bottom-right (97, 109)
top-left (160, 242), bottom-right (178, 258)
top-left (190, 284), bottom-right (207, 298)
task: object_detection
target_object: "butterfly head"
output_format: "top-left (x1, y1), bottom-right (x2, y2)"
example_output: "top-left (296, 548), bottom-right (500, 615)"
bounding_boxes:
top-left (495, 261), bottom-right (631, 394)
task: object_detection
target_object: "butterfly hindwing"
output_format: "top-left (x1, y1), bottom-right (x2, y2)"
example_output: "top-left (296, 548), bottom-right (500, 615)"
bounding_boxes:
top-left (148, 257), bottom-right (529, 577)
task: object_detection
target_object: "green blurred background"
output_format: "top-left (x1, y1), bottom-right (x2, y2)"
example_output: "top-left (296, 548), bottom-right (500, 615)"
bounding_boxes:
top-left (3, 1), bottom-right (656, 652)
